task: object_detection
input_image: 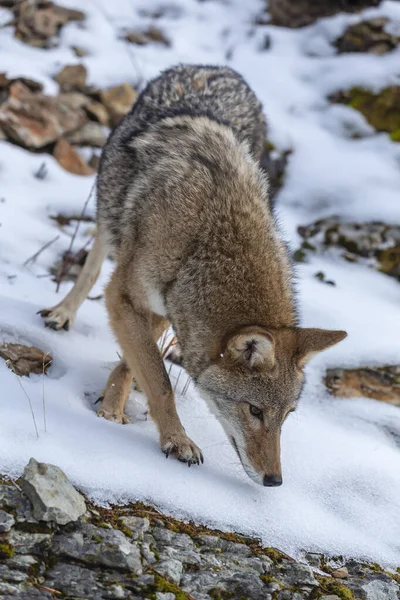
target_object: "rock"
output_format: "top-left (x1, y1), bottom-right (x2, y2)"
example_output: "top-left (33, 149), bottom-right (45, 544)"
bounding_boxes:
top-left (9, 530), bottom-right (52, 554)
top-left (280, 562), bottom-right (318, 586)
top-left (0, 72), bottom-right (43, 93)
top-left (125, 25), bottom-right (170, 47)
top-left (319, 596), bottom-right (341, 600)
top-left (156, 593), bottom-right (175, 600)
top-left (0, 343), bottom-right (52, 376)
top-left (13, 1), bottom-right (85, 49)
top-left (66, 121), bottom-right (107, 147)
top-left (157, 558), bottom-right (183, 584)
top-left (46, 563), bottom-right (102, 598)
top-left (295, 216), bottom-right (400, 280)
top-left (120, 515), bottom-right (150, 540)
top-left (335, 18), bottom-right (399, 55)
top-left (20, 458), bottom-right (86, 525)
top-left (58, 91), bottom-right (90, 110)
top-left (0, 82), bottom-right (87, 149)
top-left (71, 45), bottom-right (88, 57)
top-left (100, 83), bottom-right (137, 126)
top-left (362, 580), bottom-right (399, 600)
top-left (331, 567), bottom-right (349, 579)
top-left (325, 366), bottom-right (400, 405)
top-left (0, 509), bottom-right (15, 532)
top-left (0, 484), bottom-right (35, 523)
top-left (85, 100), bottom-right (110, 125)
top-left (53, 139), bottom-right (95, 175)
top-left (330, 86), bottom-right (400, 142)
top-left (268, 0), bottom-right (381, 28)
top-left (54, 64), bottom-right (87, 91)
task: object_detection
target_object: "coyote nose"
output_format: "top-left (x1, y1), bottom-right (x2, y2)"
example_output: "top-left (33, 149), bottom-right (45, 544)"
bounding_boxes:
top-left (263, 474), bottom-right (282, 487)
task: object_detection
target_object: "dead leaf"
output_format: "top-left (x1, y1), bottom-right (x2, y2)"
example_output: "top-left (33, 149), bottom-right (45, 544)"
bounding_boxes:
top-left (0, 343), bottom-right (52, 377)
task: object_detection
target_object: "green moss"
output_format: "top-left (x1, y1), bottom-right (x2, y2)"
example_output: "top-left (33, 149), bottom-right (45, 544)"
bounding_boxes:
top-left (208, 588), bottom-right (234, 600)
top-left (0, 543), bottom-right (14, 559)
top-left (311, 577), bottom-right (354, 600)
top-left (263, 547), bottom-right (284, 564)
top-left (260, 575), bottom-right (281, 586)
top-left (150, 543), bottom-right (160, 561)
top-left (144, 573), bottom-right (189, 600)
top-left (93, 536), bottom-right (103, 544)
top-left (293, 249), bottom-right (307, 263)
top-left (340, 86), bottom-right (400, 141)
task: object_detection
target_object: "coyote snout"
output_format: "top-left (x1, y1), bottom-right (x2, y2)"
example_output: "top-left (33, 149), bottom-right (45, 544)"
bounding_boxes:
top-left (197, 326), bottom-right (347, 486)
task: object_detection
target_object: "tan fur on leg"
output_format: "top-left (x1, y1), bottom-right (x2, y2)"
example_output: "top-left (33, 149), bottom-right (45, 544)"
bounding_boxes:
top-left (97, 360), bottom-right (133, 424)
top-left (105, 269), bottom-right (203, 465)
top-left (39, 234), bottom-right (107, 331)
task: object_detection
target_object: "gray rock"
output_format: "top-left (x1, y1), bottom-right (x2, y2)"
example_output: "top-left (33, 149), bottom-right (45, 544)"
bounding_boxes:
top-left (0, 509), bottom-right (15, 532)
top-left (52, 523), bottom-right (142, 573)
top-left (157, 558), bottom-right (183, 584)
top-left (319, 596), bottom-right (341, 600)
top-left (9, 530), bottom-right (52, 555)
top-left (120, 515), bottom-right (150, 540)
top-left (20, 458), bottom-right (86, 525)
top-left (362, 579), bottom-right (399, 600)
top-left (156, 594), bottom-right (175, 600)
top-left (280, 562), bottom-right (318, 586)
top-left (105, 583), bottom-right (127, 598)
top-left (0, 484), bottom-right (35, 523)
top-left (6, 554), bottom-right (38, 572)
top-left (0, 580), bottom-right (22, 595)
top-left (46, 563), bottom-right (101, 597)
top-left (0, 564), bottom-right (29, 583)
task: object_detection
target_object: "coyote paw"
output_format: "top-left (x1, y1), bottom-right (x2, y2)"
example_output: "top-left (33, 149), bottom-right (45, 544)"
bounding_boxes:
top-left (38, 305), bottom-right (75, 331)
top-left (97, 408), bottom-right (131, 424)
top-left (162, 432), bottom-right (204, 466)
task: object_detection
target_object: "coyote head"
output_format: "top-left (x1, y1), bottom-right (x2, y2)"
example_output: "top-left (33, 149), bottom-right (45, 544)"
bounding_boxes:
top-left (197, 326), bottom-right (346, 486)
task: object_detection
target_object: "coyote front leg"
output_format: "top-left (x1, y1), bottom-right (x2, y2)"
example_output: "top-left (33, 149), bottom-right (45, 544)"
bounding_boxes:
top-left (39, 234), bottom-right (106, 331)
top-left (97, 314), bottom-right (169, 425)
top-left (105, 272), bottom-right (203, 466)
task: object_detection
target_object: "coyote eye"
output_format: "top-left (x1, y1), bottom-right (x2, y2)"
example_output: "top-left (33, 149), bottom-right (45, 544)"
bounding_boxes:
top-left (249, 404), bottom-right (263, 421)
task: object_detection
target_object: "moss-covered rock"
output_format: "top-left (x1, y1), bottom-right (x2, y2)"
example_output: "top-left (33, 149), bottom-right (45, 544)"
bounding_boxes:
top-left (331, 86), bottom-right (400, 141)
top-left (295, 216), bottom-right (400, 281)
top-left (335, 18), bottom-right (399, 55)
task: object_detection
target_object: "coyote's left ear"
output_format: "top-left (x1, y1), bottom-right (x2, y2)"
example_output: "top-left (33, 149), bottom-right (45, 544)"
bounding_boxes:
top-left (295, 328), bottom-right (347, 368)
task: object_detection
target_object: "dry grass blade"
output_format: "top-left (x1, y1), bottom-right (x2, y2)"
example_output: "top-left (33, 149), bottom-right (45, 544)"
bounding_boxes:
top-left (42, 351), bottom-right (51, 433)
top-left (10, 365), bottom-right (39, 438)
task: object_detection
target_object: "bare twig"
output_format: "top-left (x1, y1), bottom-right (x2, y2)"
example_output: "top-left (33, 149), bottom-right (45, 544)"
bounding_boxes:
top-left (182, 376), bottom-right (192, 396)
top-left (173, 369), bottom-right (182, 393)
top-left (55, 184), bottom-right (95, 292)
top-left (23, 235), bottom-right (60, 267)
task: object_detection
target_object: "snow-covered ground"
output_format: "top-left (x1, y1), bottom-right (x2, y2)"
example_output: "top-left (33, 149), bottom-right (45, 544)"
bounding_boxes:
top-left (1, 0), bottom-right (400, 567)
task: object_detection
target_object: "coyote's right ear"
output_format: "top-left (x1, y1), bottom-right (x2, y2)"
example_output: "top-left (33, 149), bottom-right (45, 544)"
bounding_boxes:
top-left (225, 327), bottom-right (275, 370)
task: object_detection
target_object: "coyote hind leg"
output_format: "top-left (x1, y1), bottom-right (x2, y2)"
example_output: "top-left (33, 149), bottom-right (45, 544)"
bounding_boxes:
top-left (39, 234), bottom-right (106, 331)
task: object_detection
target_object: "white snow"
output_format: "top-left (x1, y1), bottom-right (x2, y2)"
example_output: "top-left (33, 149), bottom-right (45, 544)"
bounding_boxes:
top-left (1, 0), bottom-right (400, 566)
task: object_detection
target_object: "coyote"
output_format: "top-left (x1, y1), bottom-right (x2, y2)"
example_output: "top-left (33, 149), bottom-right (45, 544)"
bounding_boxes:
top-left (40, 65), bottom-right (346, 486)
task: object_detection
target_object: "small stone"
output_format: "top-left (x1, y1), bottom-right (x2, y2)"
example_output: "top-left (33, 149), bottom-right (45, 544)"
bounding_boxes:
top-left (0, 82), bottom-right (87, 149)
top-left (14, 3), bottom-right (85, 49)
top-left (0, 564), bottom-right (28, 583)
top-left (53, 139), bottom-right (95, 176)
top-left (0, 509), bottom-right (15, 532)
top-left (9, 530), bottom-right (52, 555)
top-left (362, 580), bottom-right (399, 600)
top-left (54, 64), bottom-right (87, 91)
top-left (20, 458), bottom-right (86, 525)
top-left (319, 596), bottom-right (341, 600)
top-left (157, 558), bottom-right (183, 584)
top-left (72, 45), bottom-right (88, 57)
top-left (125, 26), bottom-right (170, 47)
top-left (332, 567), bottom-right (349, 579)
top-left (59, 91), bottom-right (90, 110)
top-left (156, 594), bottom-right (175, 600)
top-left (66, 121), bottom-right (107, 147)
top-left (85, 100), bottom-right (109, 125)
top-left (280, 562), bottom-right (318, 586)
top-left (0, 343), bottom-right (52, 377)
top-left (335, 19), bottom-right (398, 55)
top-left (120, 516), bottom-right (150, 540)
top-left (100, 83), bottom-right (137, 125)
top-left (268, 0), bottom-right (381, 28)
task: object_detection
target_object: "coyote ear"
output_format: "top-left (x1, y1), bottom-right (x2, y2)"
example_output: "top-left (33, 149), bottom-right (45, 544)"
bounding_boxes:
top-left (295, 328), bottom-right (347, 368)
top-left (225, 329), bottom-right (275, 370)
